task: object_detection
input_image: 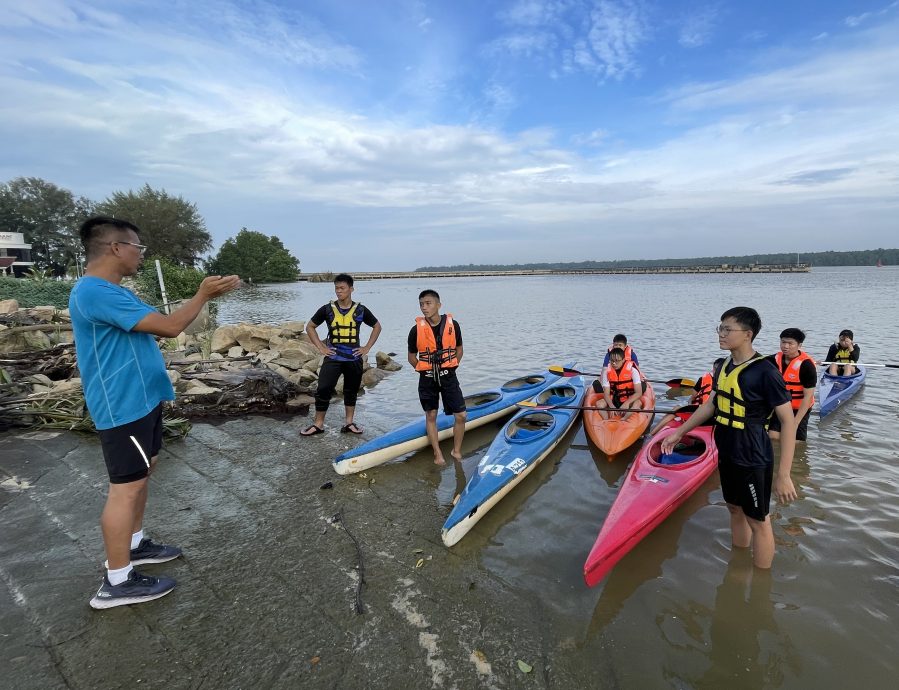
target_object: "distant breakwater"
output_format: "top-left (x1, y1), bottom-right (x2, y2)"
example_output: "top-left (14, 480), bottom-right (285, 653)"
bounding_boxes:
top-left (299, 262), bottom-right (810, 281)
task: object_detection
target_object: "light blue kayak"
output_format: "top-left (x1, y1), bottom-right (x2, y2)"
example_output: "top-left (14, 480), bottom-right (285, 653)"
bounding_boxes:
top-left (441, 376), bottom-right (585, 546)
top-left (818, 366), bottom-right (866, 418)
top-left (333, 365), bottom-right (571, 475)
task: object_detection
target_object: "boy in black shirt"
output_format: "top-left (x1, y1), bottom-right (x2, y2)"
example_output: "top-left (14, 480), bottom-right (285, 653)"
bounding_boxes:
top-left (302, 274), bottom-right (381, 436)
top-left (767, 328), bottom-right (817, 442)
top-left (407, 289), bottom-right (466, 465)
top-left (825, 329), bottom-right (860, 376)
top-left (662, 307), bottom-right (797, 569)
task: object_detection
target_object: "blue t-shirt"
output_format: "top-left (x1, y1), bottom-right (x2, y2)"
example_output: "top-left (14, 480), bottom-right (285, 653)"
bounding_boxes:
top-left (69, 277), bottom-right (175, 430)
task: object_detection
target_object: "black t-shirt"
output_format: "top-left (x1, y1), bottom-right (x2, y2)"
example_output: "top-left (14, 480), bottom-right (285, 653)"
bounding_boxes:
top-left (310, 302), bottom-right (378, 348)
top-left (825, 343), bottom-right (860, 363)
top-left (712, 355), bottom-right (790, 467)
top-left (766, 353), bottom-right (817, 388)
top-left (408, 316), bottom-right (462, 370)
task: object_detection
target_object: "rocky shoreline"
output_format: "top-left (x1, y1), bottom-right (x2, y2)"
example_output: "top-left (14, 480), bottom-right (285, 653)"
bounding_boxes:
top-left (0, 299), bottom-right (402, 432)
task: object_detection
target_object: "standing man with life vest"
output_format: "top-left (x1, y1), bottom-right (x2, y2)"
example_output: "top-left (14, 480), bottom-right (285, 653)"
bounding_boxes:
top-left (824, 329), bottom-right (860, 376)
top-left (768, 328), bottom-right (817, 442)
top-left (302, 274), bottom-right (382, 436)
top-left (407, 289), bottom-right (466, 465)
top-left (661, 307), bottom-right (797, 570)
top-left (601, 333), bottom-right (640, 367)
top-left (594, 347), bottom-right (644, 421)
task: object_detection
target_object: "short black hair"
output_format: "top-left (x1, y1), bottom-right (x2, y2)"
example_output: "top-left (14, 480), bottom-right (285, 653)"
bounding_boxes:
top-left (612, 334), bottom-right (627, 344)
top-left (79, 216), bottom-right (141, 260)
top-left (780, 328), bottom-right (805, 343)
top-left (720, 306), bottom-right (761, 341)
top-left (839, 329), bottom-right (854, 339)
top-left (419, 289), bottom-right (440, 301)
top-left (334, 273), bottom-right (354, 286)
top-left (609, 347), bottom-right (626, 359)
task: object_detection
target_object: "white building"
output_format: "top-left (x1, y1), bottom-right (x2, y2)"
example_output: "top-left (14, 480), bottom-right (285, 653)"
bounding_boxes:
top-left (0, 231), bottom-right (35, 277)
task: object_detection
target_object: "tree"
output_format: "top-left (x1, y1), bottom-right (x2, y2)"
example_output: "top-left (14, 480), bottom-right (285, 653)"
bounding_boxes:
top-left (94, 184), bottom-right (212, 266)
top-left (207, 228), bottom-right (300, 282)
top-left (0, 177), bottom-right (94, 275)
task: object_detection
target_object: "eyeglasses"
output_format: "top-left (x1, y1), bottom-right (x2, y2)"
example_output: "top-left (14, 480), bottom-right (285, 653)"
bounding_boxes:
top-left (716, 325), bottom-right (750, 335)
top-left (100, 241), bottom-right (147, 256)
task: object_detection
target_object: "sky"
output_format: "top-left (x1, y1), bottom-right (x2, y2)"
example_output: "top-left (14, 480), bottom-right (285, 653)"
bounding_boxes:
top-left (1, 0), bottom-right (898, 271)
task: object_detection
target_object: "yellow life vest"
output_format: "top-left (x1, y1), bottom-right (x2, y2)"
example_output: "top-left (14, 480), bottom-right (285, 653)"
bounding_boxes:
top-left (328, 301), bottom-right (359, 345)
top-left (834, 347), bottom-right (853, 363)
top-left (713, 354), bottom-right (768, 429)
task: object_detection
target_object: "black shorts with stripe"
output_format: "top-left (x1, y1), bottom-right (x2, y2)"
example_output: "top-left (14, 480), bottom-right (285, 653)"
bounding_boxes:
top-left (717, 460), bottom-right (773, 521)
top-left (98, 403), bottom-right (163, 484)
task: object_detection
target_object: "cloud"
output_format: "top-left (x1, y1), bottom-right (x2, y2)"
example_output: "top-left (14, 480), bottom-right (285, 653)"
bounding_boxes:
top-left (773, 168), bottom-right (856, 186)
top-left (678, 5), bottom-right (719, 48)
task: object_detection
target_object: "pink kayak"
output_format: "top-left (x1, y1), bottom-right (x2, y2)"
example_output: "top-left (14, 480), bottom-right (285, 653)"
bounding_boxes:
top-left (583, 413), bottom-right (718, 587)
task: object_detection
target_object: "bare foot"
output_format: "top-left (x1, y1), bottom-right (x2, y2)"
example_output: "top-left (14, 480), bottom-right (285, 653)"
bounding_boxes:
top-left (450, 450), bottom-right (463, 462)
top-left (434, 455), bottom-right (446, 466)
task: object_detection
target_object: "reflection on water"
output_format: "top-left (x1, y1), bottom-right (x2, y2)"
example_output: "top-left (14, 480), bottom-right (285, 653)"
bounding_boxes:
top-left (218, 267), bottom-right (899, 686)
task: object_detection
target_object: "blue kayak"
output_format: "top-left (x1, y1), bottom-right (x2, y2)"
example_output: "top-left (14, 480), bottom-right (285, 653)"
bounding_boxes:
top-left (818, 366), bottom-right (866, 418)
top-left (441, 376), bottom-right (585, 546)
top-left (332, 365), bottom-right (571, 475)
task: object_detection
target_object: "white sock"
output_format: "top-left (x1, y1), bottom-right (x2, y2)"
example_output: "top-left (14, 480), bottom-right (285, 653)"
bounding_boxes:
top-left (131, 530), bottom-right (144, 549)
top-left (107, 564), bottom-right (133, 586)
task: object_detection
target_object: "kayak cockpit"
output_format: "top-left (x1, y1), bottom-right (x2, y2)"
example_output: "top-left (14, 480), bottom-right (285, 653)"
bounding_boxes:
top-left (463, 391), bottom-right (504, 411)
top-left (501, 375), bottom-right (546, 392)
top-left (506, 412), bottom-right (555, 442)
top-left (649, 435), bottom-right (707, 466)
top-left (535, 385), bottom-right (578, 406)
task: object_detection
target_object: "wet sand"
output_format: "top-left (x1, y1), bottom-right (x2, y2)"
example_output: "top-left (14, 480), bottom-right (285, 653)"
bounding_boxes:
top-left (0, 418), bottom-right (615, 689)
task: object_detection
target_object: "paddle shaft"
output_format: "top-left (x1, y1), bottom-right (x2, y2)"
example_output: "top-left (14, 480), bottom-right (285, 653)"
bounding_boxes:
top-left (820, 362), bottom-right (898, 369)
top-left (549, 365), bottom-right (695, 387)
top-left (521, 404), bottom-right (686, 414)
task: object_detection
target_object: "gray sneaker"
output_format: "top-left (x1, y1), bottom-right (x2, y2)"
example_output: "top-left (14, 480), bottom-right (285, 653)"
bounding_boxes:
top-left (130, 537), bottom-right (182, 565)
top-left (89, 570), bottom-right (176, 610)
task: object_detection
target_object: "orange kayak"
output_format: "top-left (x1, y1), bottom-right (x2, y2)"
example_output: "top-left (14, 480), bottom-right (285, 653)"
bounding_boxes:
top-left (584, 383), bottom-right (655, 458)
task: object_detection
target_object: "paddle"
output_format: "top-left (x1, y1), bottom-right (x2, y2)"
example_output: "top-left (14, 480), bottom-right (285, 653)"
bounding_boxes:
top-left (819, 361), bottom-right (899, 369)
top-left (549, 365), bottom-right (696, 388)
top-left (517, 400), bottom-right (695, 414)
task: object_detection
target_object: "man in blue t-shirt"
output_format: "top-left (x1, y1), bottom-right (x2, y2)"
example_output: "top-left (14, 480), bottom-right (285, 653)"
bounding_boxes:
top-left (70, 216), bottom-right (239, 610)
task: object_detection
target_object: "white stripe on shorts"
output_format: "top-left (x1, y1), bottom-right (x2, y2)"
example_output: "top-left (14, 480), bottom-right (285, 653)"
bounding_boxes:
top-left (129, 435), bottom-right (151, 468)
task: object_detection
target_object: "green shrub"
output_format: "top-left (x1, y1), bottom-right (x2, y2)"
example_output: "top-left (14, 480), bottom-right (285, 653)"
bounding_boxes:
top-left (134, 257), bottom-right (206, 308)
top-left (0, 277), bottom-right (73, 308)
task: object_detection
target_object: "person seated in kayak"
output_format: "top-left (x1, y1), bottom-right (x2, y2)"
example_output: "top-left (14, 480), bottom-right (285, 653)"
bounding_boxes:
top-left (302, 273), bottom-right (382, 436)
top-left (407, 289), bottom-right (466, 466)
top-left (649, 371), bottom-right (713, 435)
top-left (594, 347), bottom-right (644, 420)
top-left (661, 306), bottom-right (797, 570)
top-left (768, 328), bottom-right (817, 442)
top-left (601, 333), bottom-right (640, 367)
top-left (824, 329), bottom-right (860, 376)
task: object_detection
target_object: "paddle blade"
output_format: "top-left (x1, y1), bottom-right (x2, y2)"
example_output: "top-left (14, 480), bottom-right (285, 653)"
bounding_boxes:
top-left (549, 365), bottom-right (581, 377)
top-left (517, 400), bottom-right (539, 408)
top-left (666, 377), bottom-right (696, 388)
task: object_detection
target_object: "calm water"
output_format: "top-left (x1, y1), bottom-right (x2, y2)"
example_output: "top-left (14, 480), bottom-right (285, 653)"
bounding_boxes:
top-left (218, 267), bottom-right (899, 688)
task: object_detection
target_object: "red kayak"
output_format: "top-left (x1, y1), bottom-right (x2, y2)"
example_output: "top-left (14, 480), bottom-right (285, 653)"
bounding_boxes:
top-left (583, 412), bottom-right (718, 587)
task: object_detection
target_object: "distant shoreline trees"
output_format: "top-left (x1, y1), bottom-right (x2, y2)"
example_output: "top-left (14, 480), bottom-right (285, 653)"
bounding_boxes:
top-left (206, 228), bottom-right (300, 283)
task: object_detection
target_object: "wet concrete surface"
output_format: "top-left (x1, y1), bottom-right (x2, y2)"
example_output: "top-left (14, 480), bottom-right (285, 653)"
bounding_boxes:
top-left (0, 418), bottom-right (616, 689)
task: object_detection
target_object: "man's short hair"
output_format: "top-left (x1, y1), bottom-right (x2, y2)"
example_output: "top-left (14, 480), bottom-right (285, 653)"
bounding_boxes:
top-left (612, 334), bottom-right (628, 344)
top-left (79, 216), bottom-right (141, 260)
top-left (419, 289), bottom-right (440, 301)
top-left (334, 273), bottom-right (354, 286)
top-left (609, 347), bottom-right (626, 359)
top-left (839, 329), bottom-right (854, 339)
top-left (780, 328), bottom-right (806, 344)
top-left (720, 306), bottom-right (761, 342)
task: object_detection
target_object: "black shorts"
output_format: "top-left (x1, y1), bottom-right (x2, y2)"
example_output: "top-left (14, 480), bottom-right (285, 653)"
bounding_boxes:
top-left (97, 404), bottom-right (163, 484)
top-left (768, 408), bottom-right (812, 441)
top-left (418, 370), bottom-right (466, 414)
top-left (718, 461), bottom-right (772, 521)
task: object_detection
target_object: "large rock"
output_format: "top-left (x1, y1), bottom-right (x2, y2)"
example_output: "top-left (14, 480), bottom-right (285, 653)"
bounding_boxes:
top-left (278, 321), bottom-right (306, 336)
top-left (27, 306), bottom-right (58, 322)
top-left (269, 336), bottom-right (319, 364)
top-left (0, 299), bottom-right (19, 314)
top-left (0, 329), bottom-right (52, 353)
top-left (361, 368), bottom-right (390, 387)
top-left (376, 351), bottom-right (403, 372)
top-left (210, 325), bottom-right (240, 353)
top-left (287, 369), bottom-right (318, 386)
top-left (234, 324), bottom-right (281, 352)
top-left (227, 345), bottom-right (244, 359)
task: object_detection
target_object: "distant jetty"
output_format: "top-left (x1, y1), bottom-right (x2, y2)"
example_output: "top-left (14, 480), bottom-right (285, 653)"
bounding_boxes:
top-left (300, 262), bottom-right (810, 281)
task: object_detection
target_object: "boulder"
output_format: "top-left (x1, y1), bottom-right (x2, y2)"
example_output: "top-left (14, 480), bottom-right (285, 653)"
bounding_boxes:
top-left (278, 321), bottom-right (307, 336)
top-left (0, 329), bottom-right (52, 353)
top-left (303, 355), bottom-right (324, 373)
top-left (0, 299), bottom-right (19, 314)
top-left (168, 370), bottom-right (181, 385)
top-left (234, 324), bottom-right (281, 352)
top-left (255, 349), bottom-right (280, 364)
top-left (286, 393), bottom-right (315, 412)
top-left (185, 381), bottom-right (222, 395)
top-left (227, 345), bottom-right (244, 359)
top-left (287, 369), bottom-right (318, 386)
top-left (361, 368), bottom-right (390, 387)
top-left (210, 324), bottom-right (241, 353)
top-left (28, 306), bottom-right (58, 322)
top-left (376, 351), bottom-right (403, 372)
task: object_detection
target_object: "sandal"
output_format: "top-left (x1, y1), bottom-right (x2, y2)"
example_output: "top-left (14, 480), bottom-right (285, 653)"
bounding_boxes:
top-left (300, 424), bottom-right (325, 436)
top-left (341, 423), bottom-right (364, 434)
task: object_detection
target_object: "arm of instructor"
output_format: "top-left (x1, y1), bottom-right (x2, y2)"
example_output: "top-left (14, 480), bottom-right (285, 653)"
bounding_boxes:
top-left (659, 394), bottom-right (716, 454)
top-left (133, 275), bottom-right (240, 337)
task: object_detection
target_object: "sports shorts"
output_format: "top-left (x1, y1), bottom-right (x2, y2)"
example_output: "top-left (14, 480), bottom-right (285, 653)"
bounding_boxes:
top-left (97, 403), bottom-right (163, 484)
top-left (418, 370), bottom-right (466, 414)
top-left (718, 460), bottom-right (773, 521)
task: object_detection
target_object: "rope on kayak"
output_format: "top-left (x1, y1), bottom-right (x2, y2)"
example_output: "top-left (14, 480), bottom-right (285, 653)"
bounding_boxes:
top-left (331, 508), bottom-right (365, 615)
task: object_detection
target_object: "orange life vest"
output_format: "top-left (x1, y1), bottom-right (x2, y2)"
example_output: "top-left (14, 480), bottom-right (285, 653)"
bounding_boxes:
top-left (694, 372), bottom-right (713, 405)
top-left (607, 344), bottom-right (634, 363)
top-left (775, 351), bottom-right (815, 411)
top-left (415, 314), bottom-right (459, 372)
top-left (606, 361), bottom-right (637, 406)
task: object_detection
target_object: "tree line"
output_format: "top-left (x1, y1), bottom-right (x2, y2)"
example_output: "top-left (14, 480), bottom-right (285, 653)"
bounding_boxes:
top-left (0, 177), bottom-right (300, 283)
top-left (417, 249), bottom-right (898, 272)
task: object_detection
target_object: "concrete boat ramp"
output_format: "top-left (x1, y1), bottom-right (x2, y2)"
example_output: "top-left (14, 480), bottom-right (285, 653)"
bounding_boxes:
top-left (0, 417), bottom-right (615, 689)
